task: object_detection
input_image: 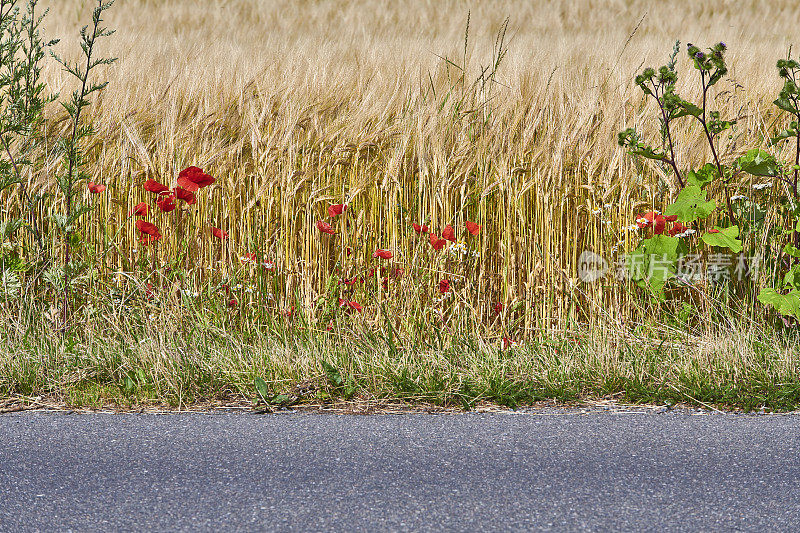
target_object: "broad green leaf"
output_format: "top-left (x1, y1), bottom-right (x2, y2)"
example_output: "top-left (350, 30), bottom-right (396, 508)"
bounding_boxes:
top-left (736, 148), bottom-right (780, 177)
top-left (701, 225), bottom-right (743, 253)
top-left (774, 97), bottom-right (800, 115)
top-left (685, 163), bottom-right (717, 188)
top-left (254, 377), bottom-right (270, 401)
top-left (758, 288), bottom-right (800, 320)
top-left (626, 235), bottom-right (681, 297)
top-left (664, 185), bottom-right (716, 223)
top-left (673, 99), bottom-right (703, 118)
top-left (769, 127), bottom-right (798, 146)
top-left (784, 243), bottom-right (800, 258)
top-left (783, 265), bottom-right (800, 290)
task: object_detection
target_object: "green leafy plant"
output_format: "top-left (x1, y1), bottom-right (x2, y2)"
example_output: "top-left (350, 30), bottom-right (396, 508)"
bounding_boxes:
top-left (0, 0), bottom-right (57, 299)
top-left (51, 0), bottom-right (116, 327)
top-left (619, 41), bottom-right (777, 299)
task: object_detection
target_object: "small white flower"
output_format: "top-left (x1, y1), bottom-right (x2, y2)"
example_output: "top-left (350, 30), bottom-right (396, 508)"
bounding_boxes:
top-left (730, 194), bottom-right (748, 202)
top-left (591, 208), bottom-right (602, 216)
top-left (753, 183), bottom-right (771, 191)
top-left (263, 261), bottom-right (275, 271)
top-left (625, 224), bottom-right (639, 232)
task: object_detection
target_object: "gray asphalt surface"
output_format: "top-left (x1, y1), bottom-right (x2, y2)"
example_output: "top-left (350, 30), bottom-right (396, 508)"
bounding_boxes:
top-left (1, 408), bottom-right (799, 532)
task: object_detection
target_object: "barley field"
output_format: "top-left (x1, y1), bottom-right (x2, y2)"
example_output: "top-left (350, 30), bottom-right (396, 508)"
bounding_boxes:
top-left (29, 0), bottom-right (796, 327)
top-left (3, 0), bottom-right (800, 410)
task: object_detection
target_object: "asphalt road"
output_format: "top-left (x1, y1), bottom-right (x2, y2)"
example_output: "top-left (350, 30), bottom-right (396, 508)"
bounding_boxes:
top-left (1, 408), bottom-right (799, 532)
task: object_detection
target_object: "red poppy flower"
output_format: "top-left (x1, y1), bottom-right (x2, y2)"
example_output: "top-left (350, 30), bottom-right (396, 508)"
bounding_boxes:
top-left (174, 187), bottom-right (196, 205)
top-left (145, 283), bottom-right (155, 301)
top-left (382, 277), bottom-right (389, 290)
top-left (340, 277), bottom-right (359, 286)
top-left (129, 202), bottom-right (149, 217)
top-left (327, 203), bottom-right (347, 217)
top-left (664, 214), bottom-right (678, 222)
top-left (492, 302), bottom-right (504, 315)
top-left (176, 176), bottom-right (199, 193)
top-left (442, 225), bottom-right (456, 241)
top-left (211, 227), bottom-right (229, 240)
top-left (412, 222), bottom-right (429, 234)
top-left (338, 298), bottom-right (363, 313)
top-left (135, 220), bottom-right (161, 245)
top-left (227, 298), bottom-right (238, 308)
top-left (429, 233), bottom-right (446, 251)
top-left (669, 222), bottom-right (688, 237)
top-left (439, 279), bottom-right (450, 294)
top-left (241, 253), bottom-right (257, 264)
top-left (156, 194), bottom-right (177, 212)
top-left (636, 211), bottom-right (658, 228)
top-left (653, 214), bottom-right (666, 235)
top-left (465, 221), bottom-right (481, 236)
top-left (136, 219), bottom-right (159, 235)
top-left (178, 166), bottom-right (215, 188)
top-left (707, 228), bottom-right (720, 234)
top-left (87, 181), bottom-right (106, 194)
top-left (143, 179), bottom-right (169, 194)
top-left (502, 337), bottom-right (513, 350)
top-left (316, 220), bottom-right (335, 235)
top-left (283, 306), bottom-right (295, 317)
top-left (373, 249), bottom-right (393, 260)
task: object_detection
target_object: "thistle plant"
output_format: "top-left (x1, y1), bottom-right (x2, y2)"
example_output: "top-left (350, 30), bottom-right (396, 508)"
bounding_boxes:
top-left (51, 0), bottom-right (116, 327)
top-left (0, 0), bottom-right (56, 300)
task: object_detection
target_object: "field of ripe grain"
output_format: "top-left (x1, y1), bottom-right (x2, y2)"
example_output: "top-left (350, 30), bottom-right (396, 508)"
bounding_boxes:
top-left (4, 0), bottom-right (800, 411)
top-left (29, 0), bottom-right (800, 331)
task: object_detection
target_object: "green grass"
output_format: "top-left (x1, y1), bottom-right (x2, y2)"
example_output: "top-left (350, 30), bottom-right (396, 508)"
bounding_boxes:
top-left (2, 305), bottom-right (799, 412)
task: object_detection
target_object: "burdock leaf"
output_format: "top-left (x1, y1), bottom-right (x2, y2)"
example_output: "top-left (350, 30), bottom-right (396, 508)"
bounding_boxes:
top-left (758, 288), bottom-right (800, 320)
top-left (626, 235), bottom-right (681, 297)
top-left (664, 185), bottom-right (716, 223)
top-left (701, 225), bottom-right (743, 253)
top-left (774, 97), bottom-right (800, 115)
top-left (685, 163), bottom-right (717, 188)
top-left (673, 99), bottom-right (703, 118)
top-left (736, 149), bottom-right (780, 177)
